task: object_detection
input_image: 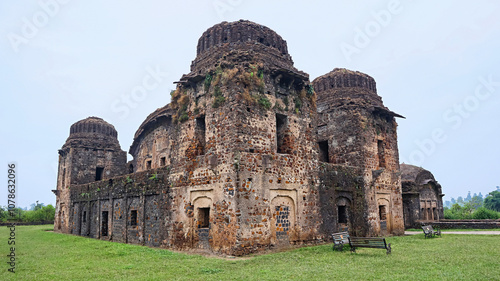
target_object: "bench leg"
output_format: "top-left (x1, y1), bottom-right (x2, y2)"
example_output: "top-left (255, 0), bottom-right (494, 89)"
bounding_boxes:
top-left (386, 243), bottom-right (391, 255)
top-left (333, 242), bottom-right (344, 251)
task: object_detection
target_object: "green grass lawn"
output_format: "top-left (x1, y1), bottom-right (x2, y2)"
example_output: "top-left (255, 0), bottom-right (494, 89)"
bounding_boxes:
top-left (1, 225), bottom-right (499, 280)
top-left (406, 228), bottom-right (500, 232)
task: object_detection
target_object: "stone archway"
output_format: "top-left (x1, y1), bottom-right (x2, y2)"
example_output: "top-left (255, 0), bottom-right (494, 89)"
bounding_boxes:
top-left (192, 196), bottom-right (212, 249)
top-left (336, 196), bottom-right (352, 231)
top-left (377, 197), bottom-right (391, 235)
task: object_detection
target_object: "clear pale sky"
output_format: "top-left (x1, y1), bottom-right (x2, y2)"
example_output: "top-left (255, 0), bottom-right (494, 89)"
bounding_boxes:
top-left (1, 1), bottom-right (499, 208)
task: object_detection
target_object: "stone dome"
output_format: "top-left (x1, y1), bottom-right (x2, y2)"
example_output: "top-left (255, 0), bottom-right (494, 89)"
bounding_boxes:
top-left (400, 164), bottom-right (437, 185)
top-left (195, 20), bottom-right (289, 58)
top-left (313, 68), bottom-right (387, 110)
top-left (189, 20), bottom-right (299, 75)
top-left (313, 68), bottom-right (377, 94)
top-left (68, 117), bottom-right (118, 140)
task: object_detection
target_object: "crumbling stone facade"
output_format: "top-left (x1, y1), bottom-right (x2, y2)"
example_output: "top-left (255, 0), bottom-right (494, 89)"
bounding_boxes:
top-left (313, 69), bottom-right (405, 236)
top-left (401, 164), bottom-right (444, 228)
top-left (53, 117), bottom-right (127, 233)
top-left (54, 20), bottom-right (405, 255)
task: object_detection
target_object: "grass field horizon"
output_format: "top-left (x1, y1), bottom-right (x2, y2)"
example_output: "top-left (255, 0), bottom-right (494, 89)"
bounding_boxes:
top-left (1, 225), bottom-right (499, 280)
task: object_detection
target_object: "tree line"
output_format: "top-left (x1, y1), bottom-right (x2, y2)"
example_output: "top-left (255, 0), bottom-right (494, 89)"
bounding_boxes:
top-left (0, 201), bottom-right (55, 223)
top-left (444, 187), bottom-right (500, 219)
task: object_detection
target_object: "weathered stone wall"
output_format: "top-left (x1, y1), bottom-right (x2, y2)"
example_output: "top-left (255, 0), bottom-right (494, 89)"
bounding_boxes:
top-left (55, 20), bottom-right (407, 255)
top-left (69, 167), bottom-right (171, 246)
top-left (314, 68), bottom-right (405, 237)
top-left (126, 21), bottom-right (321, 254)
top-left (54, 117), bottom-right (127, 234)
top-left (129, 107), bottom-right (173, 172)
top-left (318, 164), bottom-right (366, 236)
top-left (401, 164), bottom-right (445, 228)
top-left (432, 220), bottom-right (500, 229)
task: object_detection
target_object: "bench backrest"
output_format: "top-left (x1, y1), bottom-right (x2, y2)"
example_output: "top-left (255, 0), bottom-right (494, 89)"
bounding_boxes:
top-left (421, 225), bottom-right (434, 233)
top-left (332, 231), bottom-right (350, 244)
top-left (349, 237), bottom-right (387, 249)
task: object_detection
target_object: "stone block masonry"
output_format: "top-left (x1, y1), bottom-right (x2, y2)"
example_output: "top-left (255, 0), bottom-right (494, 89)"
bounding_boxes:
top-left (54, 20), bottom-right (406, 256)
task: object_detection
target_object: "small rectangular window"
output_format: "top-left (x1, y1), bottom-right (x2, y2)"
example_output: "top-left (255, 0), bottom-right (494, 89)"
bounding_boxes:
top-left (318, 140), bottom-right (329, 163)
top-left (198, 208), bottom-right (210, 228)
top-left (95, 167), bottom-right (104, 181)
top-left (196, 116), bottom-right (206, 155)
top-left (160, 157), bottom-right (166, 166)
top-left (146, 160), bottom-right (152, 170)
top-left (276, 113), bottom-right (288, 154)
top-left (377, 140), bottom-right (385, 168)
top-left (82, 211), bottom-right (87, 223)
top-left (61, 168), bottom-right (66, 188)
top-left (130, 210), bottom-right (138, 226)
top-left (338, 206), bottom-right (347, 224)
top-left (379, 205), bottom-right (387, 221)
top-left (101, 211), bottom-right (109, 236)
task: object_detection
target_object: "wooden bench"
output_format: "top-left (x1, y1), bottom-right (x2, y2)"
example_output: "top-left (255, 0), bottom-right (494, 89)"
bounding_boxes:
top-left (421, 225), bottom-right (441, 238)
top-left (348, 237), bottom-right (391, 254)
top-left (332, 231), bottom-right (350, 251)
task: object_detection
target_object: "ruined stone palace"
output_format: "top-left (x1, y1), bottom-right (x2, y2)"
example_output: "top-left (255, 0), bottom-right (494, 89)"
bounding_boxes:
top-left (54, 20), bottom-right (406, 255)
top-left (401, 164), bottom-right (444, 228)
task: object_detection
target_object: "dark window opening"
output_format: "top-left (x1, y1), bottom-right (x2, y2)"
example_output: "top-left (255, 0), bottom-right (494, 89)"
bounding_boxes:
top-left (128, 164), bottom-right (134, 174)
top-left (95, 167), bottom-right (104, 181)
top-left (160, 157), bottom-right (166, 166)
top-left (130, 210), bottom-right (138, 226)
top-left (82, 211), bottom-right (87, 223)
top-left (278, 75), bottom-right (293, 88)
top-left (379, 205), bottom-right (387, 221)
top-left (198, 208), bottom-right (210, 228)
top-left (276, 113), bottom-right (289, 154)
top-left (338, 206), bottom-right (347, 224)
top-left (196, 115), bottom-right (206, 156)
top-left (101, 211), bottom-right (109, 236)
top-left (377, 140), bottom-right (386, 168)
top-left (146, 160), bottom-right (152, 170)
top-left (318, 140), bottom-right (329, 163)
top-left (249, 149), bottom-right (255, 153)
top-left (61, 168), bottom-right (66, 189)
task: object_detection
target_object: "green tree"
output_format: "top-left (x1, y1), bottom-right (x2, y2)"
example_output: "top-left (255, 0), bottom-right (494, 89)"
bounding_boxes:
top-left (466, 191), bottom-right (472, 202)
top-left (484, 190), bottom-right (500, 212)
top-left (470, 195), bottom-right (483, 210)
top-left (472, 207), bottom-right (500, 219)
top-left (0, 206), bottom-right (8, 222)
top-left (29, 200), bottom-right (44, 211)
top-left (22, 204), bottom-right (55, 222)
